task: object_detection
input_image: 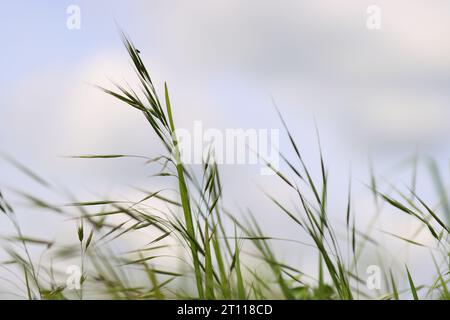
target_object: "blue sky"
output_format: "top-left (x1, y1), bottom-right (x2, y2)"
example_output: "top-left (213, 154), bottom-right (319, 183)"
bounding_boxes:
top-left (1, 1), bottom-right (450, 294)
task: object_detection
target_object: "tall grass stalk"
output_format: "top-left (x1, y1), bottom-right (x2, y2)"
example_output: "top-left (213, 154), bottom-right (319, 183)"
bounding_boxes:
top-left (0, 34), bottom-right (449, 300)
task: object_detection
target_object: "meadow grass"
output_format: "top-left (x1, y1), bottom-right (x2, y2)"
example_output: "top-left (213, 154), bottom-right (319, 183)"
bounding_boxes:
top-left (0, 35), bottom-right (449, 300)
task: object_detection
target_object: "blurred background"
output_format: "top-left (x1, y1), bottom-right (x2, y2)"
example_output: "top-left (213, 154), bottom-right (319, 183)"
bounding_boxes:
top-left (1, 0), bottom-right (450, 298)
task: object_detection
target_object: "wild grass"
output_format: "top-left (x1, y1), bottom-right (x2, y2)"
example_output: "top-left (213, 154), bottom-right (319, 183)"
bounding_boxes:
top-left (0, 35), bottom-right (449, 300)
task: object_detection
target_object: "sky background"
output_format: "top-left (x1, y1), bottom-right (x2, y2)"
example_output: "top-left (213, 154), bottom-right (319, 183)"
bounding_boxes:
top-left (1, 1), bottom-right (450, 297)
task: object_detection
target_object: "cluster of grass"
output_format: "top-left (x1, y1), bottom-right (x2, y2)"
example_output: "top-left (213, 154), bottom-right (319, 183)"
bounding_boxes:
top-left (0, 35), bottom-right (449, 300)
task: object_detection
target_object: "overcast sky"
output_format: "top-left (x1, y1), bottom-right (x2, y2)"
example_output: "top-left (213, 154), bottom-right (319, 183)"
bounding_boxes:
top-left (1, 1), bottom-right (450, 294)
